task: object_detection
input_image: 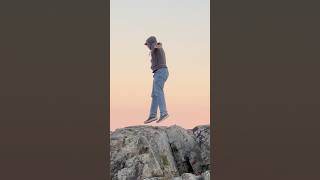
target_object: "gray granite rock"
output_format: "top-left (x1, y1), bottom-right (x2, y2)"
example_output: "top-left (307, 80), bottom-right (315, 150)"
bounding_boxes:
top-left (110, 125), bottom-right (211, 180)
top-left (172, 172), bottom-right (205, 180)
top-left (165, 125), bottom-right (204, 175)
top-left (192, 125), bottom-right (210, 170)
top-left (111, 126), bottom-right (178, 180)
top-left (201, 170), bottom-right (210, 180)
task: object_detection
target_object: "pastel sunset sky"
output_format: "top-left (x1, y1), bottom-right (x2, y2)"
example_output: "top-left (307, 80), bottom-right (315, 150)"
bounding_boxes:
top-left (110, 0), bottom-right (210, 130)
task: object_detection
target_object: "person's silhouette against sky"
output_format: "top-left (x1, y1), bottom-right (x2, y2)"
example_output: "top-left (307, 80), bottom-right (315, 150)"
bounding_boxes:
top-left (144, 36), bottom-right (170, 124)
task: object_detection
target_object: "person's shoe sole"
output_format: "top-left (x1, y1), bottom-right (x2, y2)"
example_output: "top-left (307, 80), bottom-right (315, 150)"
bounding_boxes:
top-left (156, 114), bottom-right (169, 123)
top-left (144, 117), bottom-right (157, 124)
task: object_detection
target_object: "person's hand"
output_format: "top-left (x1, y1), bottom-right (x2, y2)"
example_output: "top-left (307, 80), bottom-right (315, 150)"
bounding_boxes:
top-left (155, 43), bottom-right (162, 48)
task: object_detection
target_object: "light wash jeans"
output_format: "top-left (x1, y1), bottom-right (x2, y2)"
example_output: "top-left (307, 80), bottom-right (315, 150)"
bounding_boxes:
top-left (149, 67), bottom-right (169, 117)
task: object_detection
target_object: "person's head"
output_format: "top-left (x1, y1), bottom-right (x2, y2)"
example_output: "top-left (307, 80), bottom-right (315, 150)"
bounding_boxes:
top-left (144, 36), bottom-right (157, 50)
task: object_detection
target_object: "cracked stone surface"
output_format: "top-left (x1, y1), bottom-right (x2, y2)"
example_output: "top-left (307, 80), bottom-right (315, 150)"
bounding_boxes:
top-left (110, 125), bottom-right (211, 180)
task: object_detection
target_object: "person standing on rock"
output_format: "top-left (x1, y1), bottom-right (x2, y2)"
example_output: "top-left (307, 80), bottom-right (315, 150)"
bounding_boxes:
top-left (144, 36), bottom-right (169, 124)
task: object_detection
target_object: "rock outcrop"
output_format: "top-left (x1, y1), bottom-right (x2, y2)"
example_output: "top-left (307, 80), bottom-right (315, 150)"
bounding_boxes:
top-left (110, 125), bottom-right (211, 180)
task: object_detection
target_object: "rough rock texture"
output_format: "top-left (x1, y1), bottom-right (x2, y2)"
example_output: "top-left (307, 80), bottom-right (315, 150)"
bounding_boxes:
top-left (192, 125), bottom-right (210, 170)
top-left (144, 171), bottom-right (210, 180)
top-left (165, 125), bottom-right (204, 175)
top-left (201, 170), bottom-right (210, 180)
top-left (110, 125), bottom-right (210, 180)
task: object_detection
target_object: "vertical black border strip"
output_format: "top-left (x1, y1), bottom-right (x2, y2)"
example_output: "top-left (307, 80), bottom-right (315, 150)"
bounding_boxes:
top-left (0, 0), bottom-right (109, 179)
top-left (106, 0), bottom-right (111, 179)
top-left (213, 0), bottom-right (320, 179)
top-left (210, 0), bottom-right (216, 178)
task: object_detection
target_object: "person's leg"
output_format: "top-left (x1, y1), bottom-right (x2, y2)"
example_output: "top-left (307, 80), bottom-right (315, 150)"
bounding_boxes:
top-left (148, 68), bottom-right (169, 118)
top-left (157, 79), bottom-right (166, 116)
top-left (157, 68), bottom-right (169, 117)
top-left (149, 76), bottom-right (159, 118)
top-left (158, 91), bottom-right (167, 116)
top-left (145, 74), bottom-right (160, 123)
